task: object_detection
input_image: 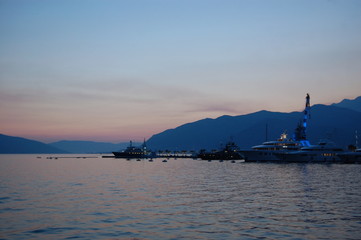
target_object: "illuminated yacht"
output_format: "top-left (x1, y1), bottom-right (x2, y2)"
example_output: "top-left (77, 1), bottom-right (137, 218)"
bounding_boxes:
top-left (240, 132), bottom-right (305, 162)
top-left (275, 141), bottom-right (344, 163)
top-left (240, 94), bottom-right (311, 162)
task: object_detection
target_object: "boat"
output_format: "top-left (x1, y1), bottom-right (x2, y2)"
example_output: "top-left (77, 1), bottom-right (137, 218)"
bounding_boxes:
top-left (239, 94), bottom-right (312, 162)
top-left (112, 140), bottom-right (154, 159)
top-left (198, 141), bottom-right (243, 160)
top-left (239, 132), bottom-right (305, 162)
top-left (337, 149), bottom-right (361, 164)
top-left (274, 141), bottom-right (345, 163)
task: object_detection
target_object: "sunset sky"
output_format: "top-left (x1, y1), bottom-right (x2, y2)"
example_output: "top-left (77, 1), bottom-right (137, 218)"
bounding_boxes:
top-left (1, 0), bottom-right (361, 143)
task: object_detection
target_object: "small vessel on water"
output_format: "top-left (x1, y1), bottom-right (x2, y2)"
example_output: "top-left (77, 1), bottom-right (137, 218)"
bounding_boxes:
top-left (112, 140), bottom-right (154, 159)
top-left (198, 141), bottom-right (242, 160)
top-left (275, 140), bottom-right (344, 163)
top-left (240, 94), bottom-right (312, 162)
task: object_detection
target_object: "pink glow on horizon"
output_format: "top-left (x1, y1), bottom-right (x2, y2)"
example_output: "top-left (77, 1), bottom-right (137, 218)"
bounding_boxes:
top-left (1, 1), bottom-right (361, 142)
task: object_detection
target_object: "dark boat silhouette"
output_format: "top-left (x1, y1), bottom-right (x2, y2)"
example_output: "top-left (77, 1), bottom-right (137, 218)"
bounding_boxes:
top-left (112, 140), bottom-right (153, 159)
top-left (198, 141), bottom-right (242, 160)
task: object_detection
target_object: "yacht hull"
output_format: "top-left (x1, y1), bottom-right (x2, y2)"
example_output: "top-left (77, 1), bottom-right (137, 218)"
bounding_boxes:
top-left (112, 152), bottom-right (147, 159)
top-left (275, 151), bottom-right (342, 163)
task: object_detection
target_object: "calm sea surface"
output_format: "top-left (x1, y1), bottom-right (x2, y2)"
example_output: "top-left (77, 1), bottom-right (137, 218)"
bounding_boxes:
top-left (0, 154), bottom-right (360, 240)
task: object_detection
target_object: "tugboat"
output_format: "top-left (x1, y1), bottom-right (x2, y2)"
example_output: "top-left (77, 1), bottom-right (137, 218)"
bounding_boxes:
top-left (239, 94), bottom-right (312, 162)
top-left (198, 141), bottom-right (242, 160)
top-left (112, 140), bottom-right (153, 159)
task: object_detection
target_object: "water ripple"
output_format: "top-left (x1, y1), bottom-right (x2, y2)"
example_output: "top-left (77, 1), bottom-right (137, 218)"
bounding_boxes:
top-left (1, 156), bottom-right (361, 239)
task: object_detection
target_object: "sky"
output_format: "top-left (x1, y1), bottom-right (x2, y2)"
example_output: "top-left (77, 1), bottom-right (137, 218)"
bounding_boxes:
top-left (1, 0), bottom-right (361, 143)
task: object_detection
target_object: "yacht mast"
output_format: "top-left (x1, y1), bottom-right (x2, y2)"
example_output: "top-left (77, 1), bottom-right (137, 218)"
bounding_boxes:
top-left (293, 93), bottom-right (311, 146)
top-left (302, 93), bottom-right (311, 136)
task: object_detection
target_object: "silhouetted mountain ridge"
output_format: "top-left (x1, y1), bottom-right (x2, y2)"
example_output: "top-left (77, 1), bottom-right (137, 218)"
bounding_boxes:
top-left (332, 96), bottom-right (361, 112)
top-left (147, 98), bottom-right (361, 151)
top-left (0, 134), bottom-right (141, 154)
top-left (0, 134), bottom-right (67, 154)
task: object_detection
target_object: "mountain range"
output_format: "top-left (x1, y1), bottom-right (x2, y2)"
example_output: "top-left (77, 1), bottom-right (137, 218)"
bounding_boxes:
top-left (147, 96), bottom-right (361, 151)
top-left (0, 134), bottom-right (67, 154)
top-left (331, 96), bottom-right (361, 112)
top-left (0, 135), bottom-right (139, 154)
top-left (1, 96), bottom-right (360, 153)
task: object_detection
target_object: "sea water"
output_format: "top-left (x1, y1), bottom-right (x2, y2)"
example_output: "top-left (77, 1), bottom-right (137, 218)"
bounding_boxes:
top-left (0, 154), bottom-right (360, 240)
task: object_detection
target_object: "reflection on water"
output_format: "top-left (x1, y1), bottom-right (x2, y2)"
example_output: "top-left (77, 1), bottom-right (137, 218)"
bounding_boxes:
top-left (1, 154), bottom-right (361, 239)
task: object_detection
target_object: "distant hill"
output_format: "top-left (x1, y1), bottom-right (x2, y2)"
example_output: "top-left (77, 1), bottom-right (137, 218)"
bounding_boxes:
top-left (332, 96), bottom-right (361, 112)
top-left (49, 140), bottom-right (140, 153)
top-left (2, 96), bottom-right (360, 153)
top-left (147, 99), bottom-right (361, 151)
top-left (0, 134), bottom-right (67, 154)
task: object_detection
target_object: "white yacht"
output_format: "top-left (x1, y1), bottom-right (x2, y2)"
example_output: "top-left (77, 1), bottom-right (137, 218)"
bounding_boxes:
top-left (240, 93), bottom-right (311, 162)
top-left (274, 141), bottom-right (344, 163)
top-left (240, 133), bottom-right (307, 162)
